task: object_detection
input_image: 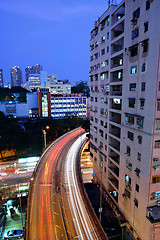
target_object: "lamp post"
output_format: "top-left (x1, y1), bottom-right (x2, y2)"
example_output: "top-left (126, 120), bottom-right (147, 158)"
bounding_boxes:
top-left (42, 126), bottom-right (49, 149)
top-left (92, 171), bottom-right (103, 223)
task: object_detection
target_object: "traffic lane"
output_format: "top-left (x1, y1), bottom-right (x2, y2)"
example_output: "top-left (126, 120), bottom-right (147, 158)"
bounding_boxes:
top-left (65, 134), bottom-right (98, 240)
top-left (28, 128), bottom-right (84, 240)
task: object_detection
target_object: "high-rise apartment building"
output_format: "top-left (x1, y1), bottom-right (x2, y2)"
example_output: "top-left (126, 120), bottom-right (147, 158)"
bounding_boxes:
top-left (25, 64), bottom-right (43, 82)
top-left (0, 69), bottom-right (3, 87)
top-left (10, 66), bottom-right (23, 87)
top-left (90, 1), bottom-right (160, 240)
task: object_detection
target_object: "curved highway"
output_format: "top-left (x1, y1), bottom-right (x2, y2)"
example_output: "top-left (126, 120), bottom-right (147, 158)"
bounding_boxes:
top-left (26, 128), bottom-right (108, 240)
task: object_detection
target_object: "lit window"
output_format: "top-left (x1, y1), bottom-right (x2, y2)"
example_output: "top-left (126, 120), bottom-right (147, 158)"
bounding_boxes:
top-left (140, 100), bottom-right (145, 110)
top-left (130, 66), bottom-right (137, 74)
top-left (130, 83), bottom-right (136, 91)
top-left (101, 61), bottom-right (105, 68)
top-left (101, 35), bottom-right (105, 43)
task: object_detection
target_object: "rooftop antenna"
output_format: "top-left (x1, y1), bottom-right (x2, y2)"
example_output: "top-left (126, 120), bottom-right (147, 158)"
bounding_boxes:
top-left (108, 0), bottom-right (117, 8)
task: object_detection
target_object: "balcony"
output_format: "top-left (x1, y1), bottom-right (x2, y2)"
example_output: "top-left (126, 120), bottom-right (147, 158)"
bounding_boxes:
top-left (111, 3), bottom-right (125, 26)
top-left (110, 85), bottom-right (122, 96)
top-left (109, 124), bottom-right (121, 138)
top-left (108, 161), bottom-right (119, 177)
top-left (108, 148), bottom-right (120, 165)
top-left (111, 54), bottom-right (123, 69)
top-left (109, 136), bottom-right (120, 152)
top-left (110, 98), bottom-right (122, 111)
top-left (110, 70), bottom-right (123, 82)
top-left (108, 171), bottom-right (119, 189)
top-left (109, 111), bottom-right (121, 124)
top-left (111, 21), bottom-right (124, 41)
top-left (111, 38), bottom-right (124, 56)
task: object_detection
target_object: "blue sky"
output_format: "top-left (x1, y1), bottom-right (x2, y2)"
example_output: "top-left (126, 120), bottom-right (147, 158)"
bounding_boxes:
top-left (0, 0), bottom-right (121, 86)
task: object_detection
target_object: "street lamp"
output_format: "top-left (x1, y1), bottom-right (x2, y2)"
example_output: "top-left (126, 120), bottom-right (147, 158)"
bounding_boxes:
top-left (92, 171), bottom-right (103, 223)
top-left (42, 126), bottom-right (49, 149)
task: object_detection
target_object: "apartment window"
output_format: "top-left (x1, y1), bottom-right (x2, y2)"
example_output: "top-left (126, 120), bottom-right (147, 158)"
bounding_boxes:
top-left (106, 59), bottom-right (109, 65)
top-left (155, 140), bottom-right (160, 149)
top-left (126, 160), bottom-right (132, 170)
top-left (101, 49), bottom-right (105, 55)
top-left (105, 134), bottom-right (107, 140)
top-left (135, 168), bottom-right (140, 177)
top-left (104, 167), bottom-right (106, 173)
top-left (100, 120), bottom-right (104, 126)
top-left (94, 157), bottom-right (97, 162)
top-left (90, 152), bottom-right (93, 158)
top-left (134, 198), bottom-right (138, 207)
top-left (95, 137), bottom-right (97, 143)
top-left (129, 99), bottom-right (135, 108)
top-left (101, 98), bottom-right (104, 103)
top-left (95, 53), bottom-right (98, 59)
top-left (99, 129), bottom-right (104, 137)
top-left (130, 66), bottom-right (137, 74)
top-left (130, 83), bottom-right (136, 91)
top-left (141, 82), bottom-right (146, 91)
top-left (125, 115), bottom-right (134, 124)
top-left (126, 146), bottom-right (131, 156)
top-left (137, 152), bottom-right (141, 161)
top-left (125, 175), bottom-right (131, 185)
top-left (151, 191), bottom-right (160, 200)
top-left (132, 28), bottom-right (139, 39)
top-left (142, 40), bottom-right (149, 53)
top-left (90, 55), bottom-right (93, 61)
top-left (141, 63), bottom-right (146, 72)
top-left (90, 76), bottom-right (93, 82)
top-left (159, 82), bottom-right (160, 91)
top-left (152, 176), bottom-right (160, 184)
top-left (95, 118), bottom-right (98, 123)
top-left (144, 21), bottom-right (149, 32)
top-left (107, 32), bottom-right (109, 39)
top-left (140, 100), bottom-right (145, 110)
top-left (101, 73), bottom-right (105, 80)
top-left (95, 97), bottom-right (97, 102)
top-left (95, 86), bottom-right (98, 92)
top-left (157, 101), bottom-right (160, 111)
top-left (128, 131), bottom-right (134, 141)
top-left (105, 145), bottom-right (107, 151)
top-left (95, 41), bottom-right (99, 47)
top-left (136, 184), bottom-right (139, 193)
top-left (101, 21), bottom-right (105, 30)
top-left (90, 116), bottom-right (93, 121)
top-left (138, 135), bottom-right (142, 144)
top-left (107, 46), bottom-right (109, 52)
top-left (101, 61), bottom-right (105, 68)
top-left (130, 45), bottom-right (138, 57)
top-left (106, 71), bottom-right (109, 79)
top-left (94, 126), bottom-right (97, 132)
top-left (156, 121), bottom-right (160, 130)
top-left (133, 7), bottom-right (140, 19)
top-left (137, 118), bottom-right (143, 127)
top-left (101, 35), bottom-right (105, 43)
top-left (95, 74), bottom-right (98, 81)
top-left (146, 0), bottom-right (150, 11)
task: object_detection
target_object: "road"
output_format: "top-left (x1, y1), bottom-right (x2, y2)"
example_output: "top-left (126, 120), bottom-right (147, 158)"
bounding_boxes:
top-left (26, 128), bottom-right (108, 240)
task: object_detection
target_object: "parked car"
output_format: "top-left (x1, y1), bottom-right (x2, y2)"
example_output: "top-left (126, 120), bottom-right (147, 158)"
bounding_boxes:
top-left (4, 229), bottom-right (24, 239)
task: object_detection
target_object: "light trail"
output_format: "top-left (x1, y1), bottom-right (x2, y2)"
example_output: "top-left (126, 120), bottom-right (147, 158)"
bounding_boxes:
top-left (66, 134), bottom-right (98, 240)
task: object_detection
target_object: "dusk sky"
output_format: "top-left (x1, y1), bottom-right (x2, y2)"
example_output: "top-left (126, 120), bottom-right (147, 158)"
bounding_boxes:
top-left (0, 0), bottom-right (120, 86)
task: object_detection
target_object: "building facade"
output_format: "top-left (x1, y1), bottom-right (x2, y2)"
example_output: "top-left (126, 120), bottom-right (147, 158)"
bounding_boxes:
top-left (38, 90), bottom-right (87, 119)
top-left (90, 1), bottom-right (160, 240)
top-left (10, 66), bottom-right (23, 87)
top-left (0, 69), bottom-right (3, 87)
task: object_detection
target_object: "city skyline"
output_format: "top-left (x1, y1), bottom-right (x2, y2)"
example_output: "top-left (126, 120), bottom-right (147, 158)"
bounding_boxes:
top-left (0, 0), bottom-right (121, 86)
